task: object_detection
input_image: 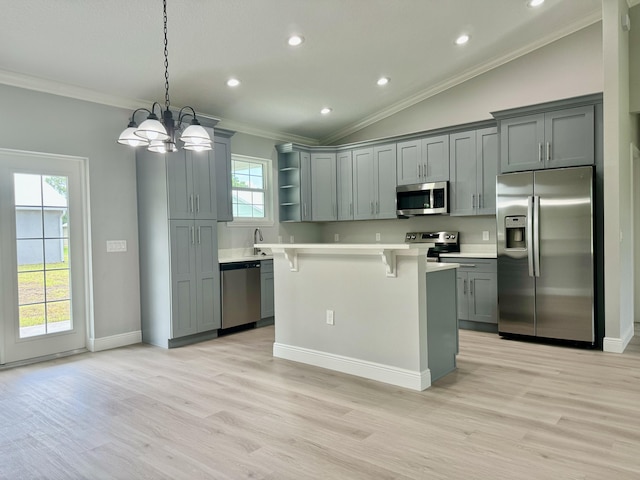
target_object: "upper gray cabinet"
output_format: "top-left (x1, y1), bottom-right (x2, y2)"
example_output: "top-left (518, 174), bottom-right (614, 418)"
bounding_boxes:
top-left (397, 135), bottom-right (449, 185)
top-left (449, 127), bottom-right (498, 216)
top-left (336, 150), bottom-right (353, 221)
top-left (498, 104), bottom-right (595, 173)
top-left (310, 152), bottom-right (337, 221)
top-left (353, 144), bottom-right (397, 220)
top-left (277, 148), bottom-right (312, 222)
top-left (167, 150), bottom-right (217, 220)
top-left (212, 129), bottom-right (234, 222)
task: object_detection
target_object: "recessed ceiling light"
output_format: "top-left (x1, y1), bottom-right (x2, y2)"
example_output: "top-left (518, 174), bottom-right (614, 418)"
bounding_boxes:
top-left (288, 35), bottom-right (304, 47)
top-left (320, 107), bottom-right (332, 115)
top-left (455, 34), bottom-right (470, 45)
top-left (226, 78), bottom-right (240, 87)
top-left (377, 77), bottom-right (390, 86)
top-left (527, 0), bottom-right (544, 6)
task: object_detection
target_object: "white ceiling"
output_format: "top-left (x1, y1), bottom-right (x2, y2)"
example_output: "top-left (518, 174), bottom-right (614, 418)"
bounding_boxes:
top-left (0, 0), bottom-right (605, 144)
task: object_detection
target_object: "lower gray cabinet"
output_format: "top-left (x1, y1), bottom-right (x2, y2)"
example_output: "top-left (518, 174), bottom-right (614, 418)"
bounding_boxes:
top-left (260, 260), bottom-right (274, 318)
top-left (441, 258), bottom-right (497, 330)
top-left (170, 220), bottom-right (220, 338)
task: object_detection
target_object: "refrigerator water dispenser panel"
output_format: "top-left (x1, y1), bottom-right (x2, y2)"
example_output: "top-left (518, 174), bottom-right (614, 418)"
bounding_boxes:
top-left (505, 216), bottom-right (527, 249)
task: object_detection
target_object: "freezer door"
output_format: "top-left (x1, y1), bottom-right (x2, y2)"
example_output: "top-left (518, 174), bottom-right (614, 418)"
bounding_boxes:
top-left (533, 167), bottom-right (594, 342)
top-left (496, 171), bottom-right (535, 335)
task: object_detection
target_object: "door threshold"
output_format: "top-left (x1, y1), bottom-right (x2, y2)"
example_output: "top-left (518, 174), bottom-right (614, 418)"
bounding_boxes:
top-left (0, 348), bottom-right (89, 370)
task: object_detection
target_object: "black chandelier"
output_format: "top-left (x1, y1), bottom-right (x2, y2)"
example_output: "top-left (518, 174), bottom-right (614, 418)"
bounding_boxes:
top-left (118, 0), bottom-right (211, 153)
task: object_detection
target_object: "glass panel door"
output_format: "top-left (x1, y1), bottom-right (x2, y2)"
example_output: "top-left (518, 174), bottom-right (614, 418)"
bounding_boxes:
top-left (0, 150), bottom-right (87, 365)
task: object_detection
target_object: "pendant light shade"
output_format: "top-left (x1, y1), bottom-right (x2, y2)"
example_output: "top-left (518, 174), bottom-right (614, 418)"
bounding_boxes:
top-left (117, 122), bottom-right (150, 147)
top-left (134, 115), bottom-right (169, 141)
top-left (117, 0), bottom-right (212, 155)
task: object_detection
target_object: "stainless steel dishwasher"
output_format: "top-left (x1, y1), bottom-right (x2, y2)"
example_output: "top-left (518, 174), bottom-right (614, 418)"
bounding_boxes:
top-left (220, 261), bottom-right (261, 329)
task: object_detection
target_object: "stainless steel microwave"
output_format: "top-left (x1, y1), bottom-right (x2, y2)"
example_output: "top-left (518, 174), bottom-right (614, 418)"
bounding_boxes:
top-left (396, 181), bottom-right (448, 216)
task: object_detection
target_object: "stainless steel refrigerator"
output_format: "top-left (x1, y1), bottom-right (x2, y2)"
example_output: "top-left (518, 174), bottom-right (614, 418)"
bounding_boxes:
top-left (496, 166), bottom-right (594, 344)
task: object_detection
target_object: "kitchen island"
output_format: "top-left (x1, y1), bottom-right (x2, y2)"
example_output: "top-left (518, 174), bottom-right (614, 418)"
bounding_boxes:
top-left (259, 243), bottom-right (459, 391)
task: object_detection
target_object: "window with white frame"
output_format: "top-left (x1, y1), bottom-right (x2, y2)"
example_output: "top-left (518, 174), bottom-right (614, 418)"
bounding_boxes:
top-left (231, 155), bottom-right (272, 224)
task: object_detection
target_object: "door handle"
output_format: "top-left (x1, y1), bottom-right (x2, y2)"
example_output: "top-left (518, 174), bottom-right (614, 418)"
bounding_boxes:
top-left (533, 195), bottom-right (540, 277)
top-left (527, 196), bottom-right (534, 277)
top-left (196, 195), bottom-right (200, 213)
top-left (417, 163), bottom-right (420, 178)
top-left (472, 194), bottom-right (476, 209)
top-left (197, 226), bottom-right (201, 245)
top-left (538, 143), bottom-right (543, 163)
top-left (376, 201), bottom-right (379, 214)
top-left (190, 194), bottom-right (194, 213)
top-left (190, 226), bottom-right (195, 245)
top-left (459, 264), bottom-right (477, 268)
top-left (470, 279), bottom-right (474, 296)
top-left (478, 193), bottom-right (482, 209)
top-left (463, 279), bottom-right (467, 294)
top-left (370, 201), bottom-right (374, 214)
top-left (546, 142), bottom-right (551, 162)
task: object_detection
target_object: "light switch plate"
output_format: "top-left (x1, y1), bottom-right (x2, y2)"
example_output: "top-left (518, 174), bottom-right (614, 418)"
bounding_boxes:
top-left (334, 233), bottom-right (340, 242)
top-left (326, 309), bottom-right (334, 325)
top-left (482, 231), bottom-right (489, 241)
top-left (375, 233), bottom-right (381, 241)
top-left (106, 240), bottom-right (127, 253)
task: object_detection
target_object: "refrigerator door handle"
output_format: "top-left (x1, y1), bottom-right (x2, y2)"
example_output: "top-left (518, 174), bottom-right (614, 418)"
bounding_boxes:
top-left (527, 196), bottom-right (535, 277)
top-left (533, 195), bottom-right (541, 277)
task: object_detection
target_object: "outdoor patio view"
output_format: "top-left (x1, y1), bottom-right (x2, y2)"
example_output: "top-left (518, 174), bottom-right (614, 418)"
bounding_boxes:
top-left (14, 174), bottom-right (71, 338)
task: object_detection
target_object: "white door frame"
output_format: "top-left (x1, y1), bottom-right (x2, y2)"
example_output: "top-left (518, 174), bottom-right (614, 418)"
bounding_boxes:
top-left (0, 148), bottom-right (91, 365)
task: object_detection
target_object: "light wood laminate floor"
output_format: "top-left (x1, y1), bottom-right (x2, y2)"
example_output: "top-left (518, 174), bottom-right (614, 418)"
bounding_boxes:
top-left (2, 325), bottom-right (640, 479)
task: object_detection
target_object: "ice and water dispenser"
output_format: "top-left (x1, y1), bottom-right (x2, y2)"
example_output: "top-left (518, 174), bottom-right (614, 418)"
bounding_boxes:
top-left (505, 216), bottom-right (527, 249)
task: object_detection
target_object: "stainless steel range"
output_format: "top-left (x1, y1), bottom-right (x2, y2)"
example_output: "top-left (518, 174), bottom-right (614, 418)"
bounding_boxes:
top-left (404, 231), bottom-right (460, 262)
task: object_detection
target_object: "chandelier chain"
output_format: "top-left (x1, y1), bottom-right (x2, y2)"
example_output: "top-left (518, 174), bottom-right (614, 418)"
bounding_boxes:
top-left (163, 0), bottom-right (170, 110)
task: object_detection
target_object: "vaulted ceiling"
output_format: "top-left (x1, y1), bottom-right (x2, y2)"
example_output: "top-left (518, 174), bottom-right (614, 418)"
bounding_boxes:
top-left (1, 0), bottom-right (605, 143)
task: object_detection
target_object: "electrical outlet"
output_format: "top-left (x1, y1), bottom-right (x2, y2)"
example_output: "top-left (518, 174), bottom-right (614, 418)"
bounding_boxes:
top-left (334, 233), bottom-right (340, 242)
top-left (106, 240), bottom-right (127, 253)
top-left (289, 235), bottom-right (295, 243)
top-left (326, 309), bottom-right (335, 325)
top-left (482, 231), bottom-right (489, 241)
top-left (375, 233), bottom-right (381, 241)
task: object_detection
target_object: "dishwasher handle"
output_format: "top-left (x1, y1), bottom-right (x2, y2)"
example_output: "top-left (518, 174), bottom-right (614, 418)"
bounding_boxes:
top-left (220, 261), bottom-right (262, 271)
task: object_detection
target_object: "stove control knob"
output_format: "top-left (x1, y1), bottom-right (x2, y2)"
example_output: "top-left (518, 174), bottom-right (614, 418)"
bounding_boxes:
top-left (450, 234), bottom-right (456, 240)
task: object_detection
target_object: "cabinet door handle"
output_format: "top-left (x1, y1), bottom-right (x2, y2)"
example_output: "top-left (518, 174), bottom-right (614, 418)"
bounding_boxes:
top-left (350, 203), bottom-right (353, 216)
top-left (197, 226), bottom-right (201, 245)
top-left (472, 194), bottom-right (476, 209)
top-left (370, 201), bottom-right (374, 214)
top-left (470, 279), bottom-right (474, 296)
top-left (196, 195), bottom-right (200, 213)
top-left (190, 226), bottom-right (195, 245)
top-left (538, 143), bottom-right (543, 163)
top-left (417, 163), bottom-right (420, 178)
top-left (459, 264), bottom-right (477, 268)
top-left (546, 142), bottom-right (551, 162)
top-left (463, 279), bottom-right (467, 294)
top-left (190, 194), bottom-right (194, 213)
top-left (478, 193), bottom-right (482, 209)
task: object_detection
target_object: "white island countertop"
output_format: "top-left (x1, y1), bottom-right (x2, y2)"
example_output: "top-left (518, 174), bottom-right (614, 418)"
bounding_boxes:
top-left (260, 243), bottom-right (458, 277)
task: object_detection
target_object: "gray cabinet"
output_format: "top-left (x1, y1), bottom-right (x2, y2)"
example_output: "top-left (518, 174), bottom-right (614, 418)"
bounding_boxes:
top-left (136, 145), bottom-right (223, 348)
top-left (337, 150), bottom-right (353, 221)
top-left (212, 129), bottom-right (234, 222)
top-left (167, 150), bottom-right (217, 220)
top-left (170, 220), bottom-right (219, 338)
top-left (442, 258), bottom-right (497, 330)
top-left (277, 149), bottom-right (312, 222)
top-left (397, 135), bottom-right (449, 185)
top-left (260, 260), bottom-right (274, 319)
top-left (499, 105), bottom-right (594, 173)
top-left (310, 152), bottom-right (337, 221)
top-left (352, 144), bottom-right (397, 220)
top-left (449, 127), bottom-right (498, 216)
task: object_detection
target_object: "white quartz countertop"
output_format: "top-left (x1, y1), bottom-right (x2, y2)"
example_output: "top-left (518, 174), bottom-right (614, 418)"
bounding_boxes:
top-left (440, 244), bottom-right (497, 259)
top-left (218, 248), bottom-right (273, 263)
top-left (260, 243), bottom-right (428, 251)
top-left (426, 262), bottom-right (459, 273)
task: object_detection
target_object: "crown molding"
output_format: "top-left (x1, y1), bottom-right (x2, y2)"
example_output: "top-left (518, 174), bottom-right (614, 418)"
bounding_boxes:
top-left (321, 9), bottom-right (602, 144)
top-left (0, 69), bottom-right (318, 145)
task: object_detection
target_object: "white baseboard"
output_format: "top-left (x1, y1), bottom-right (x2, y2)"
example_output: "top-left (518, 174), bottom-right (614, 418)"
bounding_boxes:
top-left (88, 330), bottom-right (142, 352)
top-left (603, 322), bottom-right (635, 353)
top-left (273, 342), bottom-right (431, 391)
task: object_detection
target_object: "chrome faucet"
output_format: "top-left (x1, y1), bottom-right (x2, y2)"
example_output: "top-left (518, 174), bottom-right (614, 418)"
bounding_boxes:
top-left (253, 228), bottom-right (263, 255)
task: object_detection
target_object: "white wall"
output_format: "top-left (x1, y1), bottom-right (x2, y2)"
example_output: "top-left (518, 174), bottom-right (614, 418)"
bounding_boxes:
top-left (603, 0), bottom-right (634, 351)
top-left (0, 84), bottom-right (140, 341)
top-left (337, 23), bottom-right (603, 145)
top-left (630, 5), bottom-right (640, 113)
